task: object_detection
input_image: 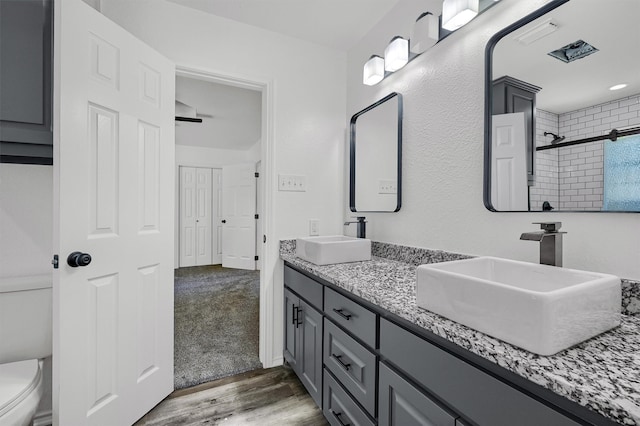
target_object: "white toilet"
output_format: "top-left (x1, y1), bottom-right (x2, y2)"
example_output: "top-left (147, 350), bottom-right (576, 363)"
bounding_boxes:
top-left (0, 275), bottom-right (52, 426)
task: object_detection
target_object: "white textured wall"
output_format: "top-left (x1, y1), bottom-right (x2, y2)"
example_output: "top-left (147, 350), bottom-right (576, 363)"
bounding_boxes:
top-left (0, 164), bottom-right (52, 277)
top-left (100, 0), bottom-right (347, 365)
top-left (347, 0), bottom-right (640, 280)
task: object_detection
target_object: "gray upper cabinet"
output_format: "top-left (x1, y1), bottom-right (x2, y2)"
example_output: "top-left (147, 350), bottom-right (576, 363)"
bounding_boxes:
top-left (0, 0), bottom-right (53, 164)
top-left (492, 76), bottom-right (540, 189)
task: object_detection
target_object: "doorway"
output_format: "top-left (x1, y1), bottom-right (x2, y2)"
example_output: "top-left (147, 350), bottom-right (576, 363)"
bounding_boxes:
top-left (173, 69), bottom-right (265, 388)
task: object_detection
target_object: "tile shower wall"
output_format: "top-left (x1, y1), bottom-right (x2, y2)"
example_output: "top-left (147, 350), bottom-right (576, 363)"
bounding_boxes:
top-left (531, 109), bottom-right (559, 211)
top-left (534, 93), bottom-right (640, 211)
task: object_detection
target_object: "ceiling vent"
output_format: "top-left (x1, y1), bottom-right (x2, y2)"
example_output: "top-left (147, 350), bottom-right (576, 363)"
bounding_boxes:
top-left (548, 39), bottom-right (598, 63)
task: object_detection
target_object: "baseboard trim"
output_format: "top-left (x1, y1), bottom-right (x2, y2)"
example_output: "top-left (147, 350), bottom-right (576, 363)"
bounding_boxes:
top-left (32, 409), bottom-right (53, 426)
top-left (269, 355), bottom-right (284, 368)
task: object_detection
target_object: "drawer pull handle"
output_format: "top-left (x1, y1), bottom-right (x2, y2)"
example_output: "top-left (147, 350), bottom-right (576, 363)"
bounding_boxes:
top-left (332, 354), bottom-right (351, 371)
top-left (333, 308), bottom-right (352, 320)
top-left (331, 410), bottom-right (351, 426)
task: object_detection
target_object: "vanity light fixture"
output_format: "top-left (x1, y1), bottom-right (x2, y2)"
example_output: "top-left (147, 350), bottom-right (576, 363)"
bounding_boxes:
top-left (442, 0), bottom-right (479, 31)
top-left (609, 83), bottom-right (628, 91)
top-left (363, 55), bottom-right (385, 86)
top-left (384, 36), bottom-right (409, 72)
top-left (411, 12), bottom-right (439, 54)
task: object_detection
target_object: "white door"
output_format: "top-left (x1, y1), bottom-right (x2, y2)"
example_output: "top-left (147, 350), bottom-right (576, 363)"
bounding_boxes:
top-left (491, 113), bottom-right (529, 211)
top-left (222, 163), bottom-right (257, 270)
top-left (179, 167), bottom-right (197, 267)
top-left (53, 1), bottom-right (175, 425)
top-left (255, 161), bottom-right (263, 271)
top-left (179, 167), bottom-right (213, 267)
top-left (213, 168), bottom-right (223, 265)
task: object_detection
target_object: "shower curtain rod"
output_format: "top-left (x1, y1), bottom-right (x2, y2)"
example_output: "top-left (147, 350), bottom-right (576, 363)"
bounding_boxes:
top-left (536, 126), bottom-right (640, 151)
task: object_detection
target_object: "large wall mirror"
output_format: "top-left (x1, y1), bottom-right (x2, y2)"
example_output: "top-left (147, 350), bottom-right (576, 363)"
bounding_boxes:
top-left (485, 0), bottom-right (640, 212)
top-left (350, 92), bottom-right (402, 212)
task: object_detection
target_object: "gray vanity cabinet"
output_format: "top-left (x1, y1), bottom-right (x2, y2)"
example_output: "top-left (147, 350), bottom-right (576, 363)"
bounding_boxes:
top-left (0, 0), bottom-right (53, 164)
top-left (324, 369), bottom-right (375, 426)
top-left (283, 263), bottom-right (601, 426)
top-left (378, 363), bottom-right (457, 426)
top-left (323, 319), bottom-right (376, 415)
top-left (379, 319), bottom-right (581, 426)
top-left (283, 269), bottom-right (324, 407)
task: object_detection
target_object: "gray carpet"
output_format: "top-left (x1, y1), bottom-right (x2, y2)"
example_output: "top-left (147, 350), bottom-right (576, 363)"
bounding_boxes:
top-left (174, 265), bottom-right (262, 390)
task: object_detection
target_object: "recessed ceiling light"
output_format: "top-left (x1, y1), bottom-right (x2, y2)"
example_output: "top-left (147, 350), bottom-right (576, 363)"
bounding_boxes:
top-left (609, 84), bottom-right (628, 91)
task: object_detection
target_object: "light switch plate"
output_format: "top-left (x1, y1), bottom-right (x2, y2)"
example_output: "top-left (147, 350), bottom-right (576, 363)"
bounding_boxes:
top-left (279, 174), bottom-right (306, 192)
top-left (309, 219), bottom-right (320, 236)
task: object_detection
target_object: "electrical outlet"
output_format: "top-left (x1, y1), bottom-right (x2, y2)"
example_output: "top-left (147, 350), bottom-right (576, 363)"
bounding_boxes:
top-left (378, 179), bottom-right (397, 194)
top-left (309, 219), bottom-right (320, 236)
top-left (278, 174), bottom-right (306, 192)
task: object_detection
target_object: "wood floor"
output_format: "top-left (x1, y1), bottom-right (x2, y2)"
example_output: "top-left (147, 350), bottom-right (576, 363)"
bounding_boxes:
top-left (135, 366), bottom-right (329, 425)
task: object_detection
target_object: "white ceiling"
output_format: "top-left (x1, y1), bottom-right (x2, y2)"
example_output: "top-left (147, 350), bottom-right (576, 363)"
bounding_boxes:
top-left (165, 0), bottom-right (400, 51)
top-left (493, 0), bottom-right (640, 114)
top-left (175, 76), bottom-right (262, 150)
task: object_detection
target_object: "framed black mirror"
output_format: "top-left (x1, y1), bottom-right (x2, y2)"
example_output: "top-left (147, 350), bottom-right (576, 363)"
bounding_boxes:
top-left (485, 0), bottom-right (640, 212)
top-left (350, 92), bottom-right (402, 212)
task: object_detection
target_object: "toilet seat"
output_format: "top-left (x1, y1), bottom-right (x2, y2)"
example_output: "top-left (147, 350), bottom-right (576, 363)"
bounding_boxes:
top-left (0, 359), bottom-right (43, 426)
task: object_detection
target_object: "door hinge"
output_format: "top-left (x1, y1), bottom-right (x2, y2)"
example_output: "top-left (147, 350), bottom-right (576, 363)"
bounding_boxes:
top-left (255, 172), bottom-right (259, 178)
top-left (254, 255), bottom-right (259, 261)
top-left (263, 235), bottom-right (266, 243)
top-left (51, 254), bottom-right (59, 269)
top-left (255, 214), bottom-right (259, 219)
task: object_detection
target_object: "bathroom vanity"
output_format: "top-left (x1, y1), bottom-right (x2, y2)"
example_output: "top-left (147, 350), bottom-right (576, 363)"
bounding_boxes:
top-left (281, 240), bottom-right (640, 426)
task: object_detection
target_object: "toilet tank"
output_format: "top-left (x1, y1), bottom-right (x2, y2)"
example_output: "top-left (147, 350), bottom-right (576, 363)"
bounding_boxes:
top-left (0, 275), bottom-right (52, 364)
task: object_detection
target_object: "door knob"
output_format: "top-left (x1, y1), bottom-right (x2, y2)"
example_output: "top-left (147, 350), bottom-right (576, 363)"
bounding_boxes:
top-left (221, 220), bottom-right (226, 223)
top-left (67, 252), bottom-right (92, 267)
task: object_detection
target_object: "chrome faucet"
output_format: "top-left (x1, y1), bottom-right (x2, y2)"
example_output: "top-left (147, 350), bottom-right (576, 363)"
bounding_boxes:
top-left (344, 216), bottom-right (367, 239)
top-left (520, 222), bottom-right (566, 267)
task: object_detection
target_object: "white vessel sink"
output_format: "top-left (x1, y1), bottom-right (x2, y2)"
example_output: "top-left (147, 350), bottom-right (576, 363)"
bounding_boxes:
top-left (296, 236), bottom-right (371, 265)
top-left (416, 257), bottom-right (621, 355)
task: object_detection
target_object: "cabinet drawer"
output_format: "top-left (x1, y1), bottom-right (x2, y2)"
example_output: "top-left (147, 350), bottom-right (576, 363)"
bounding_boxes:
top-left (379, 362), bottom-right (457, 426)
top-left (324, 287), bottom-right (376, 348)
top-left (284, 266), bottom-right (323, 310)
top-left (324, 319), bottom-right (376, 416)
top-left (380, 319), bottom-right (581, 426)
top-left (324, 369), bottom-right (374, 426)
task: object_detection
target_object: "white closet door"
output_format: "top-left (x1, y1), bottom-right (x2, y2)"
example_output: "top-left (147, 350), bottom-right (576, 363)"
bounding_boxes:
top-left (180, 166), bottom-right (213, 267)
top-left (195, 168), bottom-right (213, 265)
top-left (222, 163), bottom-right (257, 270)
top-left (54, 1), bottom-right (175, 424)
top-left (179, 167), bottom-right (197, 267)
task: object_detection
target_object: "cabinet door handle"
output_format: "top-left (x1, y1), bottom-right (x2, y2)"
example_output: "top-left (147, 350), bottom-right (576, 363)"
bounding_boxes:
top-left (332, 308), bottom-right (352, 320)
top-left (296, 307), bottom-right (303, 327)
top-left (332, 354), bottom-right (351, 371)
top-left (331, 410), bottom-right (351, 426)
top-left (292, 305), bottom-right (298, 325)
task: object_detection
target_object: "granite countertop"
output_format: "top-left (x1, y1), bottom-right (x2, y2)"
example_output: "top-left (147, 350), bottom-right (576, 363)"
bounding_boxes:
top-left (280, 240), bottom-right (640, 426)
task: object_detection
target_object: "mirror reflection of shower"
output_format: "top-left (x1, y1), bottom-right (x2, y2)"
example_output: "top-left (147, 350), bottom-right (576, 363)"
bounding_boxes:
top-left (544, 132), bottom-right (565, 144)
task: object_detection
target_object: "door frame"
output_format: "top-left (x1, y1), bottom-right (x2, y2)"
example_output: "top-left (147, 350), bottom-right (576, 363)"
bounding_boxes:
top-left (175, 66), bottom-right (276, 367)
